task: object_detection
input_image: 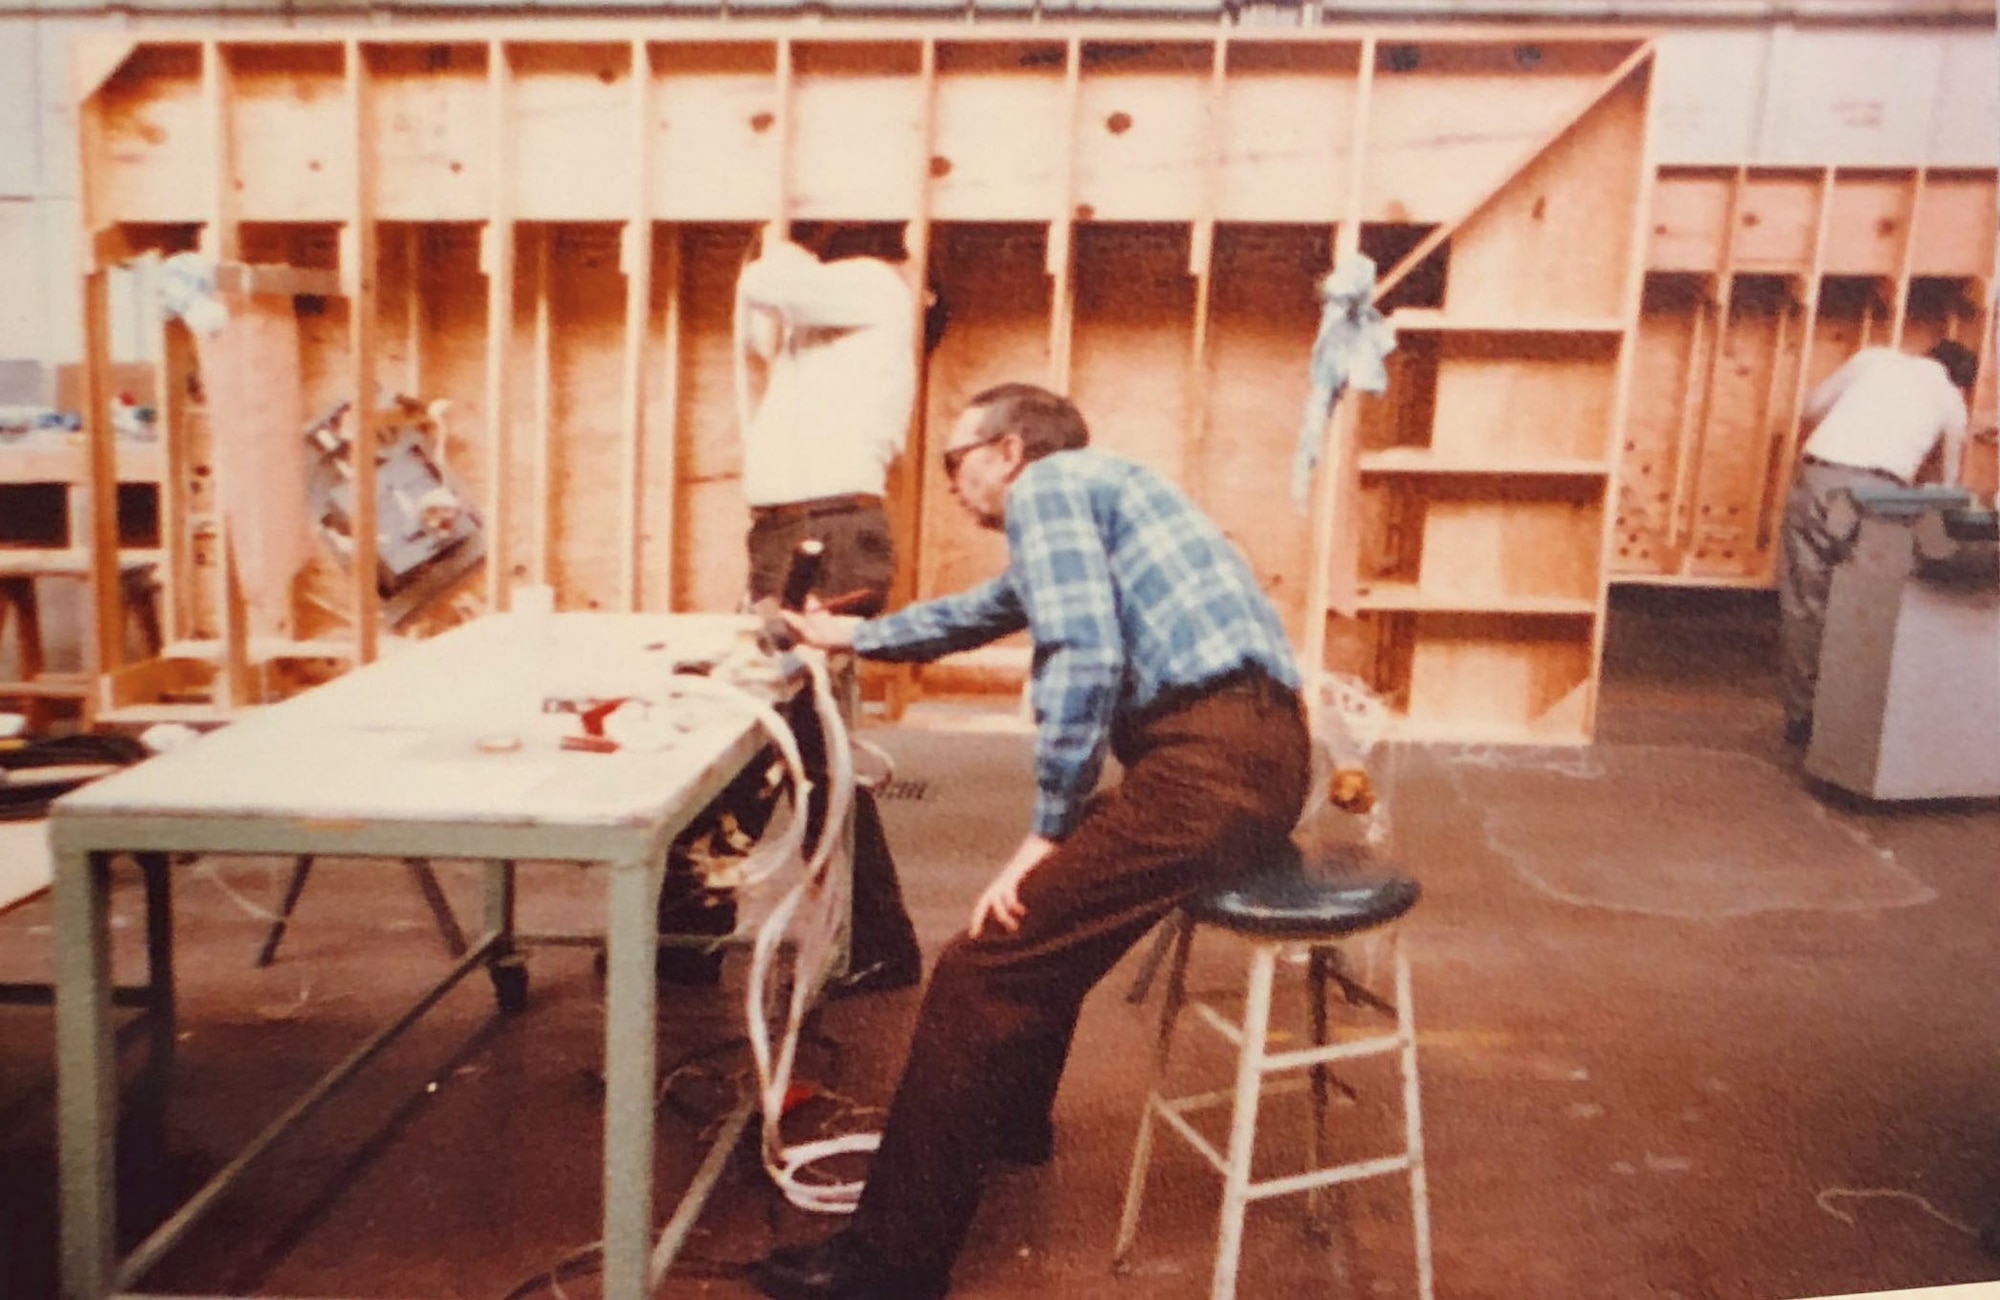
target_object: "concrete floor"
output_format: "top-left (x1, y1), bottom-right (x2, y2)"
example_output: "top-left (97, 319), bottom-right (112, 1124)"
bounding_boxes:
top-left (4, 587), bottom-right (1999, 1300)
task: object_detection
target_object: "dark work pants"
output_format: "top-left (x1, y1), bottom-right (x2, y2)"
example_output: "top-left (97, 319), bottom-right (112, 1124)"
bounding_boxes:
top-left (850, 674), bottom-right (1312, 1290)
top-left (1777, 459), bottom-right (1898, 730)
top-left (657, 499), bottom-right (919, 975)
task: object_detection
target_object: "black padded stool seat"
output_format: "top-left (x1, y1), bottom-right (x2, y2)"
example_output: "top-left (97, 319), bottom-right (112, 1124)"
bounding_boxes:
top-left (1191, 846), bottom-right (1421, 941)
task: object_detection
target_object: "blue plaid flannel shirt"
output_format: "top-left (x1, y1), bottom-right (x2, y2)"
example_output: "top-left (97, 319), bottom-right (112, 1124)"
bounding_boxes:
top-left (853, 449), bottom-right (1301, 839)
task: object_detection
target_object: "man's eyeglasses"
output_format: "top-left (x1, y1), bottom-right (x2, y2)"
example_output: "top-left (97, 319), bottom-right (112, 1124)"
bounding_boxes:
top-left (942, 429), bottom-right (1006, 480)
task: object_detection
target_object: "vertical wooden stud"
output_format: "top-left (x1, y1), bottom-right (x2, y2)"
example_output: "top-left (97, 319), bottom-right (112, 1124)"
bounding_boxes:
top-left (346, 39), bottom-right (381, 665)
top-left (531, 226), bottom-right (554, 591)
top-left (1755, 170), bottom-right (1835, 554)
top-left (883, 38), bottom-right (939, 721)
top-left (482, 41), bottom-right (517, 612)
top-left (76, 72), bottom-right (121, 719)
top-left (1047, 37), bottom-right (1082, 391)
top-left (1666, 165), bottom-right (1743, 570)
top-left (204, 41), bottom-right (252, 704)
top-left (404, 224), bottom-right (424, 399)
top-left (82, 270), bottom-right (122, 703)
top-left (1888, 167), bottom-right (1925, 349)
top-left (1304, 36), bottom-right (1374, 687)
top-left (618, 40), bottom-right (654, 613)
top-left (655, 225), bottom-right (681, 612)
top-left (774, 38), bottom-right (796, 226)
top-left (1582, 51), bottom-right (1661, 732)
top-left (1181, 38), bottom-right (1224, 495)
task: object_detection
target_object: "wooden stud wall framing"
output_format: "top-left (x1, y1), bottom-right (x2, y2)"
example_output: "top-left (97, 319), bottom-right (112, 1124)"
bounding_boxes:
top-left (71, 23), bottom-right (1657, 740)
top-left (1618, 164), bottom-right (1999, 586)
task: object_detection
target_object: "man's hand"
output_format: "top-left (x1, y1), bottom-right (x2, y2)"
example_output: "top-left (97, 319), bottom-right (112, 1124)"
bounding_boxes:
top-left (969, 835), bottom-right (1058, 938)
top-left (781, 598), bottom-right (859, 651)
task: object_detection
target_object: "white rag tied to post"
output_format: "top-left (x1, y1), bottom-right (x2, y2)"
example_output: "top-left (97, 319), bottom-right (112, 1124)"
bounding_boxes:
top-left (1292, 252), bottom-right (1397, 513)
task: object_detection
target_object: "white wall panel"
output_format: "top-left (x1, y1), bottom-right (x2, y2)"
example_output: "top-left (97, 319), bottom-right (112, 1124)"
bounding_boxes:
top-left (1760, 26), bottom-right (1953, 165)
top-left (0, 202), bottom-right (46, 358)
top-left (0, 26), bottom-right (42, 198)
top-left (1930, 26), bottom-right (2000, 165)
top-left (1652, 28), bottom-right (1772, 164)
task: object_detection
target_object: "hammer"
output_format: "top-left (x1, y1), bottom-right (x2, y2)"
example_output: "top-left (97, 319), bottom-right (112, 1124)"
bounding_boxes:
top-left (756, 538), bottom-right (827, 652)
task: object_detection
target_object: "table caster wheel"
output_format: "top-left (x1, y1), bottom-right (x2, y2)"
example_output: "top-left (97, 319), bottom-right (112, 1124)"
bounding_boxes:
top-left (489, 957), bottom-right (529, 1014)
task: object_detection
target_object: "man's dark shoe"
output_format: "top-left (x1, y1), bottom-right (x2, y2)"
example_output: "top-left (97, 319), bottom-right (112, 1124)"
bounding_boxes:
top-left (823, 954), bottom-right (923, 1001)
top-left (749, 1230), bottom-right (945, 1300)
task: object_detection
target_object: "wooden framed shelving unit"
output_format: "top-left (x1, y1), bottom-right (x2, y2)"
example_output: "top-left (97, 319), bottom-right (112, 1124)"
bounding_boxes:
top-left (72, 24), bottom-right (1657, 740)
top-left (1617, 164), bottom-right (1998, 586)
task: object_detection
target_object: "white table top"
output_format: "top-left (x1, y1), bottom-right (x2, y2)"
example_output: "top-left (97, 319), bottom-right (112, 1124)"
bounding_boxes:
top-left (52, 612), bottom-right (777, 833)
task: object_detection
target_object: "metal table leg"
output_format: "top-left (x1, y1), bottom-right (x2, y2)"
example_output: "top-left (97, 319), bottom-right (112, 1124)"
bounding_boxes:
top-left (602, 840), bottom-right (666, 1300)
top-left (54, 848), bottom-right (116, 1300)
top-left (486, 860), bottom-right (526, 1013)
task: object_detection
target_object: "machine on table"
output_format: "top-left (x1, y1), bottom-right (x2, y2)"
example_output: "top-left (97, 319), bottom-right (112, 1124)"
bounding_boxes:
top-left (1807, 484), bottom-right (2000, 801)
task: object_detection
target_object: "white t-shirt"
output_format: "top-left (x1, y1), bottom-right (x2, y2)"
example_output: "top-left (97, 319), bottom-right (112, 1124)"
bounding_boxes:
top-left (737, 241), bottom-right (917, 508)
top-left (1800, 347), bottom-right (1968, 486)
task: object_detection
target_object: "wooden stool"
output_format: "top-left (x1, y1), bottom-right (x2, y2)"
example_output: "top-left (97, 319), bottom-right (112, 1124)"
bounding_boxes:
top-left (1114, 849), bottom-right (1432, 1300)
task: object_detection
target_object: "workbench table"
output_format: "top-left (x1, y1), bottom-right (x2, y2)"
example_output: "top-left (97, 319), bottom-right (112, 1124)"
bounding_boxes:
top-left (52, 610), bottom-right (789, 1300)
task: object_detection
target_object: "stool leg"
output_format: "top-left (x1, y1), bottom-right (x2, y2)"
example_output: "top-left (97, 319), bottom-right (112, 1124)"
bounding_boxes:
top-left (1213, 943), bottom-right (1277, 1300)
top-left (255, 856), bottom-right (315, 968)
top-left (1115, 914), bottom-right (1195, 1267)
top-left (1395, 935), bottom-right (1435, 1300)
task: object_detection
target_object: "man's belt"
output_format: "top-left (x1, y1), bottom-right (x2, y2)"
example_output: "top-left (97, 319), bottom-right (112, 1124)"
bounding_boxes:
top-left (1129, 664), bottom-right (1294, 733)
top-left (750, 493), bottom-right (886, 524)
top-left (1801, 455), bottom-right (1905, 485)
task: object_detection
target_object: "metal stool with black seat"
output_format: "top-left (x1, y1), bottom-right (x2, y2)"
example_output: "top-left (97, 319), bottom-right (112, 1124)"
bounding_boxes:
top-left (1114, 846), bottom-right (1432, 1300)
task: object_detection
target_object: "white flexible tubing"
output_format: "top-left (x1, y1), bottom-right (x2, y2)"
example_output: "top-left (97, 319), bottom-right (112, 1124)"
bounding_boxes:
top-left (730, 235), bottom-right (882, 1212)
top-left (744, 651), bottom-right (880, 1214)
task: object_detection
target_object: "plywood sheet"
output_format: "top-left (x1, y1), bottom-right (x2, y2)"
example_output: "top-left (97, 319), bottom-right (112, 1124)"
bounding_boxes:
top-left (368, 44), bottom-right (490, 224)
top-left (1822, 173), bottom-right (1914, 277)
top-left (1362, 40), bottom-right (1633, 227)
top-left (1200, 224), bottom-right (1323, 637)
top-left (226, 43), bottom-right (348, 224)
top-left (1072, 42), bottom-right (1210, 221)
top-left (1647, 168), bottom-right (1731, 273)
top-left (789, 42), bottom-right (925, 220)
top-left (1427, 335), bottom-right (1620, 462)
top-left (93, 43), bottom-right (206, 226)
top-left (1447, 67), bottom-right (1648, 322)
top-left (1614, 277), bottom-right (1704, 575)
top-left (1404, 612), bottom-right (1592, 729)
top-left (507, 44), bottom-right (632, 223)
top-left (916, 223), bottom-right (1046, 604)
top-left (928, 42), bottom-right (1068, 223)
top-left (1684, 284), bottom-right (1796, 580)
top-left (546, 224), bottom-right (627, 611)
top-left (1413, 481), bottom-right (1603, 604)
top-left (1731, 170), bottom-right (1821, 273)
top-left (1215, 43), bottom-right (1358, 224)
top-left (1067, 224), bottom-right (1192, 471)
top-left (651, 43), bottom-right (780, 222)
top-left (666, 222), bottom-right (756, 613)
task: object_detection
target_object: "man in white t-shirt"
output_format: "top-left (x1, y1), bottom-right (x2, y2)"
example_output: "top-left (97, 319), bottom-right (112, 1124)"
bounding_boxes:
top-left (1778, 339), bottom-right (1979, 745)
top-left (738, 221), bottom-right (922, 613)
top-left (656, 222), bottom-right (934, 996)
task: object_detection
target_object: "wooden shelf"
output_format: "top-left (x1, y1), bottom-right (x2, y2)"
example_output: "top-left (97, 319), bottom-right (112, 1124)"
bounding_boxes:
top-left (1357, 450), bottom-right (1607, 478)
top-left (158, 636), bottom-right (359, 666)
top-left (1350, 584), bottom-right (1597, 615)
top-left (0, 440), bottom-right (166, 484)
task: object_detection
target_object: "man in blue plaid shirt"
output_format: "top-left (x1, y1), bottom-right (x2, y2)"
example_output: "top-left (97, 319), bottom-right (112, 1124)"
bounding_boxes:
top-left (754, 382), bottom-right (1313, 1300)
